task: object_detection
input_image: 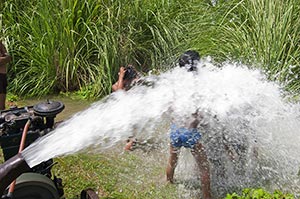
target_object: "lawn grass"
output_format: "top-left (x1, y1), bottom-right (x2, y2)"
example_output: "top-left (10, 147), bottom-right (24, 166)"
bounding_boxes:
top-left (53, 149), bottom-right (177, 199)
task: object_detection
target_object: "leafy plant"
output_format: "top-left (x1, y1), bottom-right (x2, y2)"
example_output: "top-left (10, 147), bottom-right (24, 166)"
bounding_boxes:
top-left (225, 188), bottom-right (295, 199)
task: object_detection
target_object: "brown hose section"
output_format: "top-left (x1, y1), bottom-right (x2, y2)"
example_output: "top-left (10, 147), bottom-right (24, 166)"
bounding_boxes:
top-left (8, 119), bottom-right (31, 194)
top-left (0, 153), bottom-right (30, 195)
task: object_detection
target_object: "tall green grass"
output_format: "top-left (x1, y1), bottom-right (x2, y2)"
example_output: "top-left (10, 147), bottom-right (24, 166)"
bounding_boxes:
top-left (1, 0), bottom-right (208, 98)
top-left (2, 0), bottom-right (300, 97)
top-left (217, 0), bottom-right (300, 93)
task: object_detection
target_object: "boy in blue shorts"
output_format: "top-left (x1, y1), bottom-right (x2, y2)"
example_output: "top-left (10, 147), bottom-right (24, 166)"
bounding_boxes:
top-left (166, 50), bottom-right (212, 199)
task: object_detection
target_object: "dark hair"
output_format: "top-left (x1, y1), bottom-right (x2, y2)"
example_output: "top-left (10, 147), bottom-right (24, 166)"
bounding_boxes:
top-left (178, 50), bottom-right (200, 71)
top-left (123, 65), bottom-right (138, 80)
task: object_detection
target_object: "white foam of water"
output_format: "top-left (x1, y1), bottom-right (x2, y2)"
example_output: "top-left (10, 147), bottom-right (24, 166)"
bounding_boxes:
top-left (22, 59), bottom-right (300, 195)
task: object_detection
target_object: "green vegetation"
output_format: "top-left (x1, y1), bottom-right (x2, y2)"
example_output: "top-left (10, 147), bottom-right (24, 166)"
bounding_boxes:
top-left (0, 0), bottom-right (211, 98)
top-left (1, 0), bottom-right (300, 98)
top-left (216, 0), bottom-right (300, 94)
top-left (225, 188), bottom-right (294, 199)
top-left (53, 152), bottom-right (177, 199)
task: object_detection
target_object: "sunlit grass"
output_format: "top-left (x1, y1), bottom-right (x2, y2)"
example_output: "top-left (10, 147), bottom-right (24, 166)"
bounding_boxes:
top-left (1, 0), bottom-right (203, 98)
top-left (53, 151), bottom-right (177, 199)
top-left (1, 1), bottom-right (300, 97)
top-left (217, 0), bottom-right (300, 93)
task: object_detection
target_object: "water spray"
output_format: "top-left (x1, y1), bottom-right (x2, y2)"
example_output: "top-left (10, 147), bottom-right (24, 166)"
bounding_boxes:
top-left (18, 62), bottom-right (300, 197)
top-left (1, 60), bottom-right (300, 198)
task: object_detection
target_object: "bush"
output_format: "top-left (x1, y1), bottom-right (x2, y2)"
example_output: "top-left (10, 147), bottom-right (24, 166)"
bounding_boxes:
top-left (225, 188), bottom-right (295, 199)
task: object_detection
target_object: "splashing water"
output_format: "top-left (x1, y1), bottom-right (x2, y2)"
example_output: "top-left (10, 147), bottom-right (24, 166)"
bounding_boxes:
top-left (22, 59), bottom-right (300, 197)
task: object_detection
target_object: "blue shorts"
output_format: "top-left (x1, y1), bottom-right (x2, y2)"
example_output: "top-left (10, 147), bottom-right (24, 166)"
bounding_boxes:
top-left (170, 124), bottom-right (201, 148)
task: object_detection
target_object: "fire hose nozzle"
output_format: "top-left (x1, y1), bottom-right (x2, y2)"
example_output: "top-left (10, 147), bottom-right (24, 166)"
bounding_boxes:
top-left (0, 153), bottom-right (30, 195)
